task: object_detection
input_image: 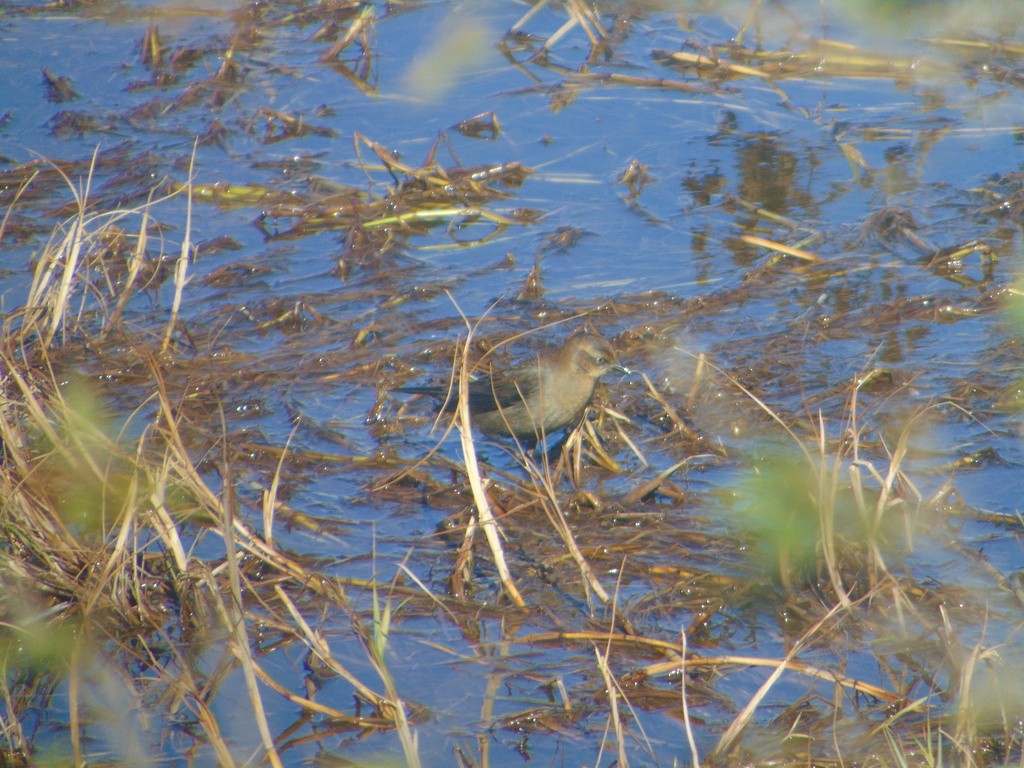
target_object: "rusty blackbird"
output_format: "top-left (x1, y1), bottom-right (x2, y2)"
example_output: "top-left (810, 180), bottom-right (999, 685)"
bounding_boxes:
top-left (396, 334), bottom-right (629, 441)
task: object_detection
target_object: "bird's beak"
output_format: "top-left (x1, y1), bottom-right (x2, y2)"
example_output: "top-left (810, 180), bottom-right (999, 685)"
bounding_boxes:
top-left (613, 363), bottom-right (632, 376)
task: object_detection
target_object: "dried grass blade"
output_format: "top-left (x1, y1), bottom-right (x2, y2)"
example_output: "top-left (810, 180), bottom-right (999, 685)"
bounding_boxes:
top-left (741, 234), bottom-right (824, 263)
top-left (594, 646), bottom-right (630, 768)
top-left (709, 601), bottom-right (846, 760)
top-left (619, 459), bottom-right (691, 507)
top-left (457, 354), bottom-right (526, 608)
top-left (162, 143), bottom-right (195, 353)
top-left (272, 585), bottom-right (388, 708)
top-left (218, 472), bottom-right (284, 768)
top-left (679, 626), bottom-right (702, 768)
top-left (106, 193), bottom-right (151, 331)
top-left (249, 660), bottom-right (354, 721)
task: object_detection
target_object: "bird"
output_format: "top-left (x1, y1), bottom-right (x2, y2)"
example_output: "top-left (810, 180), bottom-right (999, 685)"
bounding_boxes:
top-left (395, 334), bottom-right (629, 442)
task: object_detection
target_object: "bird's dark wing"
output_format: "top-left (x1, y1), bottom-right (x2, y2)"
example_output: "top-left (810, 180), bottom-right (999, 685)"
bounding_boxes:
top-left (466, 373), bottom-right (536, 413)
top-left (397, 360), bottom-right (542, 414)
top-left (393, 385), bottom-right (453, 400)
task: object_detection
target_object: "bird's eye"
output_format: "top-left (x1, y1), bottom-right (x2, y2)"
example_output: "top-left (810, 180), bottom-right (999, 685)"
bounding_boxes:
top-left (595, 356), bottom-right (608, 365)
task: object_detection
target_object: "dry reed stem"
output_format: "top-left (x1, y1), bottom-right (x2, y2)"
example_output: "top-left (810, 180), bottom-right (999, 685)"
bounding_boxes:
top-left (39, 151), bottom-right (95, 345)
top-left (463, 316), bottom-right (636, 607)
top-left (947, 604), bottom-right (998, 768)
top-left (710, 600), bottom-right (848, 761)
top-left (162, 144), bottom-right (194, 353)
top-left (14, 151), bottom-right (186, 347)
top-left (594, 571), bottom-right (656, 765)
top-left (218, 464), bottom-right (284, 768)
top-left (518, 628), bottom-right (899, 704)
top-left (3, 357), bottom-right (72, 467)
top-left (262, 425), bottom-right (297, 548)
top-left (318, 4), bottom-right (375, 62)
top-left (508, 0), bottom-right (548, 34)
top-left (354, 577), bottom-right (422, 768)
top-left (148, 467), bottom-right (189, 573)
top-left (618, 457), bottom-right (692, 508)
top-left (740, 233), bottom-right (824, 263)
top-left (0, 677), bottom-right (26, 758)
top-left (69, 639), bottom-right (82, 767)
top-left (105, 206), bottom-right (148, 331)
top-left (451, 505), bottom-right (478, 599)
top-left (594, 645), bottom-right (630, 768)
top-left (458, 370), bottom-right (526, 607)
top-left (449, 303), bottom-right (526, 607)
top-left (0, 167), bottom-right (39, 246)
top-left (668, 50), bottom-right (771, 79)
top-left (577, 416), bottom-right (623, 473)
top-left (815, 410), bottom-right (849, 603)
top-left (521, 450), bottom-right (610, 605)
top-left (271, 585), bottom-right (386, 707)
top-left (640, 372), bottom-right (708, 446)
top-left (679, 626), bottom-right (702, 768)
top-left (80, 471), bottom-right (141, 617)
top-left (249, 661), bottom-right (351, 720)
top-left (606, 408), bottom-right (647, 466)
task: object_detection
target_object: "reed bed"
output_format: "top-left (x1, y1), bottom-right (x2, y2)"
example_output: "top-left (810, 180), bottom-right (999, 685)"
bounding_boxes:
top-left (2, 170), bottom-right (1019, 766)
